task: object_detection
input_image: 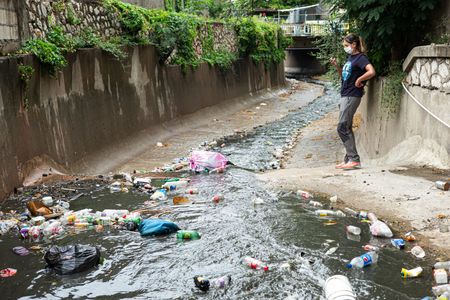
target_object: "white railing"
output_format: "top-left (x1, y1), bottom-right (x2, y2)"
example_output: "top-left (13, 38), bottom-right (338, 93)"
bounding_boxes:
top-left (280, 23), bottom-right (327, 37)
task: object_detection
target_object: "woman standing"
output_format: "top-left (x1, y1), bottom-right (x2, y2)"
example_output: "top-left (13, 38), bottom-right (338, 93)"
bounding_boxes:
top-left (330, 33), bottom-right (376, 170)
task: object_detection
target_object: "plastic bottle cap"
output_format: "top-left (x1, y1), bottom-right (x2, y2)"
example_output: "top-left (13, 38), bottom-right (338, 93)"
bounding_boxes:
top-left (346, 264), bottom-right (353, 269)
top-left (263, 266), bottom-right (269, 271)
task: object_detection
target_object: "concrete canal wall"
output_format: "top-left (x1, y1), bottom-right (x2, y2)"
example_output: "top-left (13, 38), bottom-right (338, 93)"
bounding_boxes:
top-left (357, 44), bottom-right (450, 169)
top-left (0, 45), bottom-right (285, 200)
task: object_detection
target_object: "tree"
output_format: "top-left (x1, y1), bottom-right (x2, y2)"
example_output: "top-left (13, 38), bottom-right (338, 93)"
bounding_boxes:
top-left (323, 0), bottom-right (439, 73)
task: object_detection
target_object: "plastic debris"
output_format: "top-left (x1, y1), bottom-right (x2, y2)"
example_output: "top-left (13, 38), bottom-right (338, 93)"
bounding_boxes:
top-left (0, 268), bottom-right (17, 278)
top-left (324, 275), bottom-right (356, 300)
top-left (330, 195), bottom-right (338, 203)
top-left (434, 269), bottom-right (449, 284)
top-left (189, 150), bottom-right (228, 172)
top-left (12, 246), bottom-right (30, 256)
top-left (411, 245), bottom-right (426, 258)
top-left (347, 251), bottom-right (378, 268)
top-left (173, 196), bottom-right (191, 205)
top-left (176, 230), bottom-right (201, 240)
top-left (243, 256), bottom-right (269, 271)
top-left (391, 239), bottom-right (406, 250)
top-left (401, 267), bottom-right (423, 278)
top-left (138, 219), bottom-right (180, 236)
top-left (44, 244), bottom-right (101, 275)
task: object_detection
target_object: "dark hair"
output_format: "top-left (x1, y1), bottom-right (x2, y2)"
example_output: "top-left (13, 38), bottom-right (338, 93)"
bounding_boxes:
top-left (344, 33), bottom-right (366, 54)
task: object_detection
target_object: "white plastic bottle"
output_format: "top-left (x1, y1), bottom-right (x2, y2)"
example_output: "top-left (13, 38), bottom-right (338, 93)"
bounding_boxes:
top-left (315, 210), bottom-right (346, 217)
top-left (162, 180), bottom-right (189, 191)
top-left (347, 251), bottom-right (378, 268)
top-left (324, 275), bottom-right (356, 300)
top-left (346, 225), bottom-right (361, 235)
top-left (243, 256), bottom-right (269, 271)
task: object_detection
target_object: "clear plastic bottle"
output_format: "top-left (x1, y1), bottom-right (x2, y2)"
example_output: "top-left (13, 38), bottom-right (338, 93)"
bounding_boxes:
top-left (346, 225), bottom-right (361, 235)
top-left (434, 261), bottom-right (450, 269)
top-left (150, 189), bottom-right (167, 200)
top-left (315, 210), bottom-right (346, 217)
top-left (162, 180), bottom-right (189, 191)
top-left (370, 220), bottom-right (393, 238)
top-left (186, 188), bottom-right (199, 195)
top-left (243, 256), bottom-right (269, 271)
top-left (347, 251), bottom-right (378, 268)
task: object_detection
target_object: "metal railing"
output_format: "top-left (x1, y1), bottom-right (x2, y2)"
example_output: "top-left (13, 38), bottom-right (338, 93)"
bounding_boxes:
top-left (280, 23), bottom-right (327, 37)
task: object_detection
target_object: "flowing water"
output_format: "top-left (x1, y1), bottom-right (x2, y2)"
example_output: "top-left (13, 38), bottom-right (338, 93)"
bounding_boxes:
top-left (0, 83), bottom-right (433, 299)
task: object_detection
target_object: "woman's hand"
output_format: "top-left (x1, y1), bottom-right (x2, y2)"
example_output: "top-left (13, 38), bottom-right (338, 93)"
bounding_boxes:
top-left (329, 57), bottom-right (338, 67)
top-left (355, 78), bottom-right (364, 88)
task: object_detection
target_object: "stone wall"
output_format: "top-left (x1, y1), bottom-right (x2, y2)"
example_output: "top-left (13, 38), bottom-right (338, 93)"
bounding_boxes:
top-left (406, 56), bottom-right (450, 93)
top-left (25, 0), bottom-right (122, 39)
top-left (0, 45), bottom-right (285, 201)
top-left (0, 0), bottom-right (19, 54)
top-left (3, 0), bottom-right (237, 57)
top-left (121, 0), bottom-right (164, 9)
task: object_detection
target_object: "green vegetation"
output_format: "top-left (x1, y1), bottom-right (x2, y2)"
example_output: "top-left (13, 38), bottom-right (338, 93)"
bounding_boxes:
top-left (322, 0), bottom-right (439, 74)
top-left (381, 63), bottom-right (405, 115)
top-left (19, 0), bottom-right (289, 74)
top-left (18, 64), bottom-right (34, 109)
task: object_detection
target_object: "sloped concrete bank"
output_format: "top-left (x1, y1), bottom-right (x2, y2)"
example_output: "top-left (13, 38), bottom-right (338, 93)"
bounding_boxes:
top-left (0, 45), bottom-right (285, 200)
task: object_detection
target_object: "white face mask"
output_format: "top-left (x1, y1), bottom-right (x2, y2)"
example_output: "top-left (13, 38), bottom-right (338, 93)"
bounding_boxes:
top-left (344, 46), bottom-right (353, 55)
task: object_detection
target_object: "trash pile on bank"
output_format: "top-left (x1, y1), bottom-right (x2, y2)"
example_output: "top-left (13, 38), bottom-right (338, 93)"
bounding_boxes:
top-left (295, 189), bottom-right (450, 300)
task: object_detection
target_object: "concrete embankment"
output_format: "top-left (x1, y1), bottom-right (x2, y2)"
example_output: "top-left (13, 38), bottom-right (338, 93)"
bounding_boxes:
top-left (0, 45), bottom-right (285, 201)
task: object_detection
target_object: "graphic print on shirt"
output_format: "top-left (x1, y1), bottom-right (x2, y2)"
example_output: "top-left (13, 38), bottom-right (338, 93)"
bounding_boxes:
top-left (342, 61), bottom-right (352, 81)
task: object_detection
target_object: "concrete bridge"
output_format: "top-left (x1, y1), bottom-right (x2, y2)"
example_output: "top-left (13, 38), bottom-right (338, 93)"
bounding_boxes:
top-left (275, 5), bottom-right (336, 76)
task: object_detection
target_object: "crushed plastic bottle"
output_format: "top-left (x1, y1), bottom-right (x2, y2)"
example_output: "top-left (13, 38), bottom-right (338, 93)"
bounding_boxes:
top-left (401, 266), bottom-right (423, 278)
top-left (434, 261), bottom-right (450, 269)
top-left (391, 239), bottom-right (406, 249)
top-left (186, 188), bottom-right (199, 195)
top-left (433, 284), bottom-right (450, 297)
top-left (315, 210), bottom-right (346, 217)
top-left (309, 200), bottom-right (323, 207)
top-left (243, 256), bottom-right (269, 271)
top-left (346, 225), bottom-right (361, 235)
top-left (370, 220), bottom-right (393, 238)
top-left (347, 251), bottom-right (378, 269)
top-left (0, 268), bottom-right (17, 277)
top-left (150, 189), bottom-right (167, 201)
top-left (434, 269), bottom-right (449, 284)
top-left (411, 245), bottom-right (426, 258)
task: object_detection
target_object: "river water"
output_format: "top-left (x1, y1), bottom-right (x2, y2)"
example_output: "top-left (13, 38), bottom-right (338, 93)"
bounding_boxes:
top-left (0, 82), bottom-right (433, 299)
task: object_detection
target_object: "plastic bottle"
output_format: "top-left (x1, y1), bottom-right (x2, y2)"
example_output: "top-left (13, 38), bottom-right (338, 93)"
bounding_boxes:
top-left (315, 210), bottom-right (346, 217)
top-left (212, 195), bottom-right (224, 203)
top-left (370, 220), bottom-right (393, 238)
top-left (150, 189), bottom-right (167, 200)
top-left (362, 245), bottom-right (380, 252)
top-left (433, 284), bottom-right (450, 297)
top-left (347, 251), bottom-right (378, 268)
top-left (391, 239), bottom-right (406, 249)
top-left (42, 221), bottom-right (63, 237)
top-left (162, 180), bottom-right (189, 191)
top-left (346, 225), bottom-right (361, 235)
top-left (357, 211), bottom-right (368, 220)
top-left (193, 275), bottom-right (231, 291)
top-left (243, 256), bottom-right (269, 271)
top-left (29, 226), bottom-right (41, 240)
top-left (296, 190), bottom-right (312, 199)
top-left (309, 200), bottom-right (323, 207)
top-left (186, 188), bottom-right (199, 195)
top-left (19, 224), bottom-right (30, 239)
top-left (401, 267), bottom-right (423, 278)
top-left (434, 269), bottom-right (449, 284)
top-left (434, 261), bottom-right (450, 269)
top-left (176, 230), bottom-right (201, 240)
top-left (367, 212), bottom-right (378, 222)
top-left (324, 275), bottom-right (356, 300)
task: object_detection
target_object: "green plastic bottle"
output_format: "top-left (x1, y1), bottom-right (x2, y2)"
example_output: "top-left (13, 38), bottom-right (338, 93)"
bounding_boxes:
top-left (176, 230), bottom-right (201, 240)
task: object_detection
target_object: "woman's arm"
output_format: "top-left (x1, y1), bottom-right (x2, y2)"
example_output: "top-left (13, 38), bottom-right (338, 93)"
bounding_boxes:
top-left (355, 64), bottom-right (376, 87)
top-left (330, 57), bottom-right (342, 79)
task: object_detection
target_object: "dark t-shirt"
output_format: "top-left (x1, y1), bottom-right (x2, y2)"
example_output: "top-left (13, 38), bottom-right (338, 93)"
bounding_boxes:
top-left (341, 53), bottom-right (370, 98)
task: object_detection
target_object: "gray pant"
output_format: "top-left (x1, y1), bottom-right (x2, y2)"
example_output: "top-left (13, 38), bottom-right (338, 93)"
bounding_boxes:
top-left (338, 96), bottom-right (361, 162)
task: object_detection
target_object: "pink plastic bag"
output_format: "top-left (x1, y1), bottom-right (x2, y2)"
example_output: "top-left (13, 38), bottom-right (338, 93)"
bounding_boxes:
top-left (189, 151), bottom-right (228, 172)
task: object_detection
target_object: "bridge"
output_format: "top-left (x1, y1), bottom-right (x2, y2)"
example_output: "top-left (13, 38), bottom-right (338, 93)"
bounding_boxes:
top-left (271, 4), bottom-right (344, 76)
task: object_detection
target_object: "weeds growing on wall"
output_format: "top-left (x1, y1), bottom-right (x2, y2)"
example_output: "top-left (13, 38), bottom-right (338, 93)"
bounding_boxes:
top-left (381, 62), bottom-right (405, 115)
top-left (18, 64), bottom-right (34, 109)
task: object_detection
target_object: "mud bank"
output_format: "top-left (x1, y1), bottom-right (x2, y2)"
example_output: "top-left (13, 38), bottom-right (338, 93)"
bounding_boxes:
top-left (258, 110), bottom-right (450, 257)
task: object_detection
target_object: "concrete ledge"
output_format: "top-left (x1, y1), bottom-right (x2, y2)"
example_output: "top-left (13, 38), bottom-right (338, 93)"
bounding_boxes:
top-left (403, 44), bottom-right (450, 72)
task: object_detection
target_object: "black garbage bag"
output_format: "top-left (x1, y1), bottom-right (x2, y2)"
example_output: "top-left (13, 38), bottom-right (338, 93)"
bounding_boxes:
top-left (44, 244), bottom-right (101, 275)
